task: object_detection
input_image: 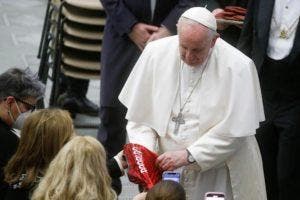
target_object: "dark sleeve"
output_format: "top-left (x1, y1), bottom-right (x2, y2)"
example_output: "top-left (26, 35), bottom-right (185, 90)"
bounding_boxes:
top-left (237, 0), bottom-right (255, 56)
top-left (100, 0), bottom-right (138, 36)
top-left (200, 0), bottom-right (221, 11)
top-left (0, 131), bottom-right (19, 200)
top-left (161, 0), bottom-right (200, 34)
top-left (107, 158), bottom-right (123, 179)
top-left (0, 168), bottom-right (8, 200)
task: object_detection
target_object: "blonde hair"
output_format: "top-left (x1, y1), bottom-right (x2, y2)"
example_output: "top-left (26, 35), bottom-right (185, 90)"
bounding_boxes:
top-left (31, 136), bottom-right (117, 200)
top-left (4, 108), bottom-right (74, 187)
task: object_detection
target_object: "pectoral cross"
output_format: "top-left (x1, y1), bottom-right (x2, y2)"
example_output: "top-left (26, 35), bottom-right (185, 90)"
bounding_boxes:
top-left (172, 112), bottom-right (185, 135)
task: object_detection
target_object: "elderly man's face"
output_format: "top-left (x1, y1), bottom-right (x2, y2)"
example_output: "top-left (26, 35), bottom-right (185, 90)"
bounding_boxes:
top-left (179, 23), bottom-right (216, 67)
top-left (1, 96), bottom-right (37, 126)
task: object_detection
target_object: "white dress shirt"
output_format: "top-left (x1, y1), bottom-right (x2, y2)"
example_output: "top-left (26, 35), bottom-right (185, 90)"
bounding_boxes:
top-left (267, 0), bottom-right (300, 60)
top-left (150, 0), bottom-right (156, 20)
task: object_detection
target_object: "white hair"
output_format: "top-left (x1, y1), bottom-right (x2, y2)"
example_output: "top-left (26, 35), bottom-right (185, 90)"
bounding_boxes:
top-left (177, 17), bottom-right (217, 40)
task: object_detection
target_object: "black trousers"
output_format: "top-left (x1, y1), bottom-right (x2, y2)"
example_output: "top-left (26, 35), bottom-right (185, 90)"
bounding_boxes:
top-left (97, 102), bottom-right (127, 159)
top-left (97, 103), bottom-right (127, 195)
top-left (256, 56), bottom-right (300, 200)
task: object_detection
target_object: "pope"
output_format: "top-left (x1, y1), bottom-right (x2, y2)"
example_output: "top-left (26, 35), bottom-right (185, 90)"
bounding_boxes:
top-left (119, 7), bottom-right (267, 200)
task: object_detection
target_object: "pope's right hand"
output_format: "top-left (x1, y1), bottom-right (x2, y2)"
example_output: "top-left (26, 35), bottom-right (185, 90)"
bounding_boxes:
top-left (156, 150), bottom-right (189, 171)
top-left (128, 23), bottom-right (159, 50)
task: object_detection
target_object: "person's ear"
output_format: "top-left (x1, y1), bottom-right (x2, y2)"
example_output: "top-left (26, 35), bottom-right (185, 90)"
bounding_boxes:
top-left (210, 33), bottom-right (220, 48)
top-left (5, 96), bottom-right (15, 106)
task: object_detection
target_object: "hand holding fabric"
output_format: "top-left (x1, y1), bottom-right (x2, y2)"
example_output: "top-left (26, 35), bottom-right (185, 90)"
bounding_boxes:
top-left (147, 26), bottom-right (171, 44)
top-left (156, 150), bottom-right (189, 171)
top-left (129, 23), bottom-right (159, 50)
top-left (214, 6), bottom-right (246, 30)
top-left (212, 8), bottom-right (229, 31)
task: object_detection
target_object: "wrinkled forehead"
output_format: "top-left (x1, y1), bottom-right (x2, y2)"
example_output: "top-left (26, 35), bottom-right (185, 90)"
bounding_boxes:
top-left (178, 21), bottom-right (210, 36)
top-left (178, 23), bottom-right (211, 45)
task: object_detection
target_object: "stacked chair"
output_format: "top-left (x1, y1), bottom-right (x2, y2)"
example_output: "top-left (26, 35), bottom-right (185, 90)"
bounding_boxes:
top-left (38, 0), bottom-right (105, 107)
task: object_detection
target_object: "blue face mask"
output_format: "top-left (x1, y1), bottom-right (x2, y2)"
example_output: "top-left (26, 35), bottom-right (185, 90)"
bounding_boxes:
top-left (8, 100), bottom-right (30, 130)
top-left (12, 111), bottom-right (30, 130)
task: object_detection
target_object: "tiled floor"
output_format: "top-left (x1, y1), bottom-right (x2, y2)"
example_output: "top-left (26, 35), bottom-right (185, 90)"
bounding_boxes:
top-left (0, 0), bottom-right (138, 198)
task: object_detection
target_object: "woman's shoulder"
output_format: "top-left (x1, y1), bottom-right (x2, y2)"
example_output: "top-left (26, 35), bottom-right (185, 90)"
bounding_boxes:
top-left (4, 187), bottom-right (30, 200)
top-left (5, 173), bottom-right (42, 200)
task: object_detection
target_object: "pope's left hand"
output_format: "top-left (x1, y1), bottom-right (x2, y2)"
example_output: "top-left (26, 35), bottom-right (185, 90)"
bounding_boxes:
top-left (155, 150), bottom-right (189, 171)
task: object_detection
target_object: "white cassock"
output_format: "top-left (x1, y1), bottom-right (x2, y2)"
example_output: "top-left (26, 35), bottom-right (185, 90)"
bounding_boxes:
top-left (119, 35), bottom-right (267, 200)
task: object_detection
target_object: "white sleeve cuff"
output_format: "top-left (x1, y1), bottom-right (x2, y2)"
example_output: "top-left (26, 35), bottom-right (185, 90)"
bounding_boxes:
top-left (113, 156), bottom-right (125, 175)
top-left (187, 134), bottom-right (245, 172)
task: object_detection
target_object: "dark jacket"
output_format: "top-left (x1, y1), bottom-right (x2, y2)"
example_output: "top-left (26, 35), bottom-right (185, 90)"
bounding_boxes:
top-left (100, 0), bottom-right (199, 107)
top-left (237, 0), bottom-right (300, 71)
top-left (237, 0), bottom-right (300, 97)
top-left (0, 119), bottom-right (19, 200)
top-left (4, 174), bottom-right (41, 200)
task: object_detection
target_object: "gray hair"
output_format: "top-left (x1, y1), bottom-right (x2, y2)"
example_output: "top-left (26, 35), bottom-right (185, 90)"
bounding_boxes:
top-left (0, 68), bottom-right (45, 100)
top-left (177, 17), bottom-right (217, 40)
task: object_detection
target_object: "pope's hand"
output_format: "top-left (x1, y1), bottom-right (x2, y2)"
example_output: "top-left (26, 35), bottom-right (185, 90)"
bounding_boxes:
top-left (128, 23), bottom-right (159, 50)
top-left (155, 150), bottom-right (189, 171)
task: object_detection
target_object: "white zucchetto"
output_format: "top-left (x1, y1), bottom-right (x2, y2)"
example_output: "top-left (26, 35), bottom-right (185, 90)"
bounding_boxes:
top-left (181, 7), bottom-right (217, 31)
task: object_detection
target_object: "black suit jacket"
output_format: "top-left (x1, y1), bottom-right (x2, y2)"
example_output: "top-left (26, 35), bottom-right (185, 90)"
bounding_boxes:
top-left (237, 0), bottom-right (300, 72)
top-left (0, 119), bottom-right (18, 200)
top-left (199, 0), bottom-right (248, 10)
top-left (100, 0), bottom-right (199, 106)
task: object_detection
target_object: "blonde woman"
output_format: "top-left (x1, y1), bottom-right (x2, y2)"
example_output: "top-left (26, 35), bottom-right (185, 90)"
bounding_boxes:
top-left (4, 109), bottom-right (74, 200)
top-left (32, 136), bottom-right (117, 200)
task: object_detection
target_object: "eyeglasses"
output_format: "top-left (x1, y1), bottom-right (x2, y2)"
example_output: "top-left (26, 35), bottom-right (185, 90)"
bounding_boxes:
top-left (14, 97), bottom-right (36, 112)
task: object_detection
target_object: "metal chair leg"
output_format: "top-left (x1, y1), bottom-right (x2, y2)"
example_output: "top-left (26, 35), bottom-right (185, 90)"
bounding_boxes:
top-left (50, 1), bottom-right (65, 106)
top-left (38, 7), bottom-right (55, 84)
top-left (37, 0), bottom-right (51, 58)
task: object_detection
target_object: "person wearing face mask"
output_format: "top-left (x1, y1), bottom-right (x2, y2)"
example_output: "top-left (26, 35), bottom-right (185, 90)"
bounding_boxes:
top-left (0, 68), bottom-right (45, 200)
top-left (119, 7), bottom-right (267, 200)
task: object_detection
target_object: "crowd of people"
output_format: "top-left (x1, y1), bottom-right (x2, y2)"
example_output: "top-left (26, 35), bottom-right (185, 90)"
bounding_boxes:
top-left (0, 0), bottom-right (299, 200)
